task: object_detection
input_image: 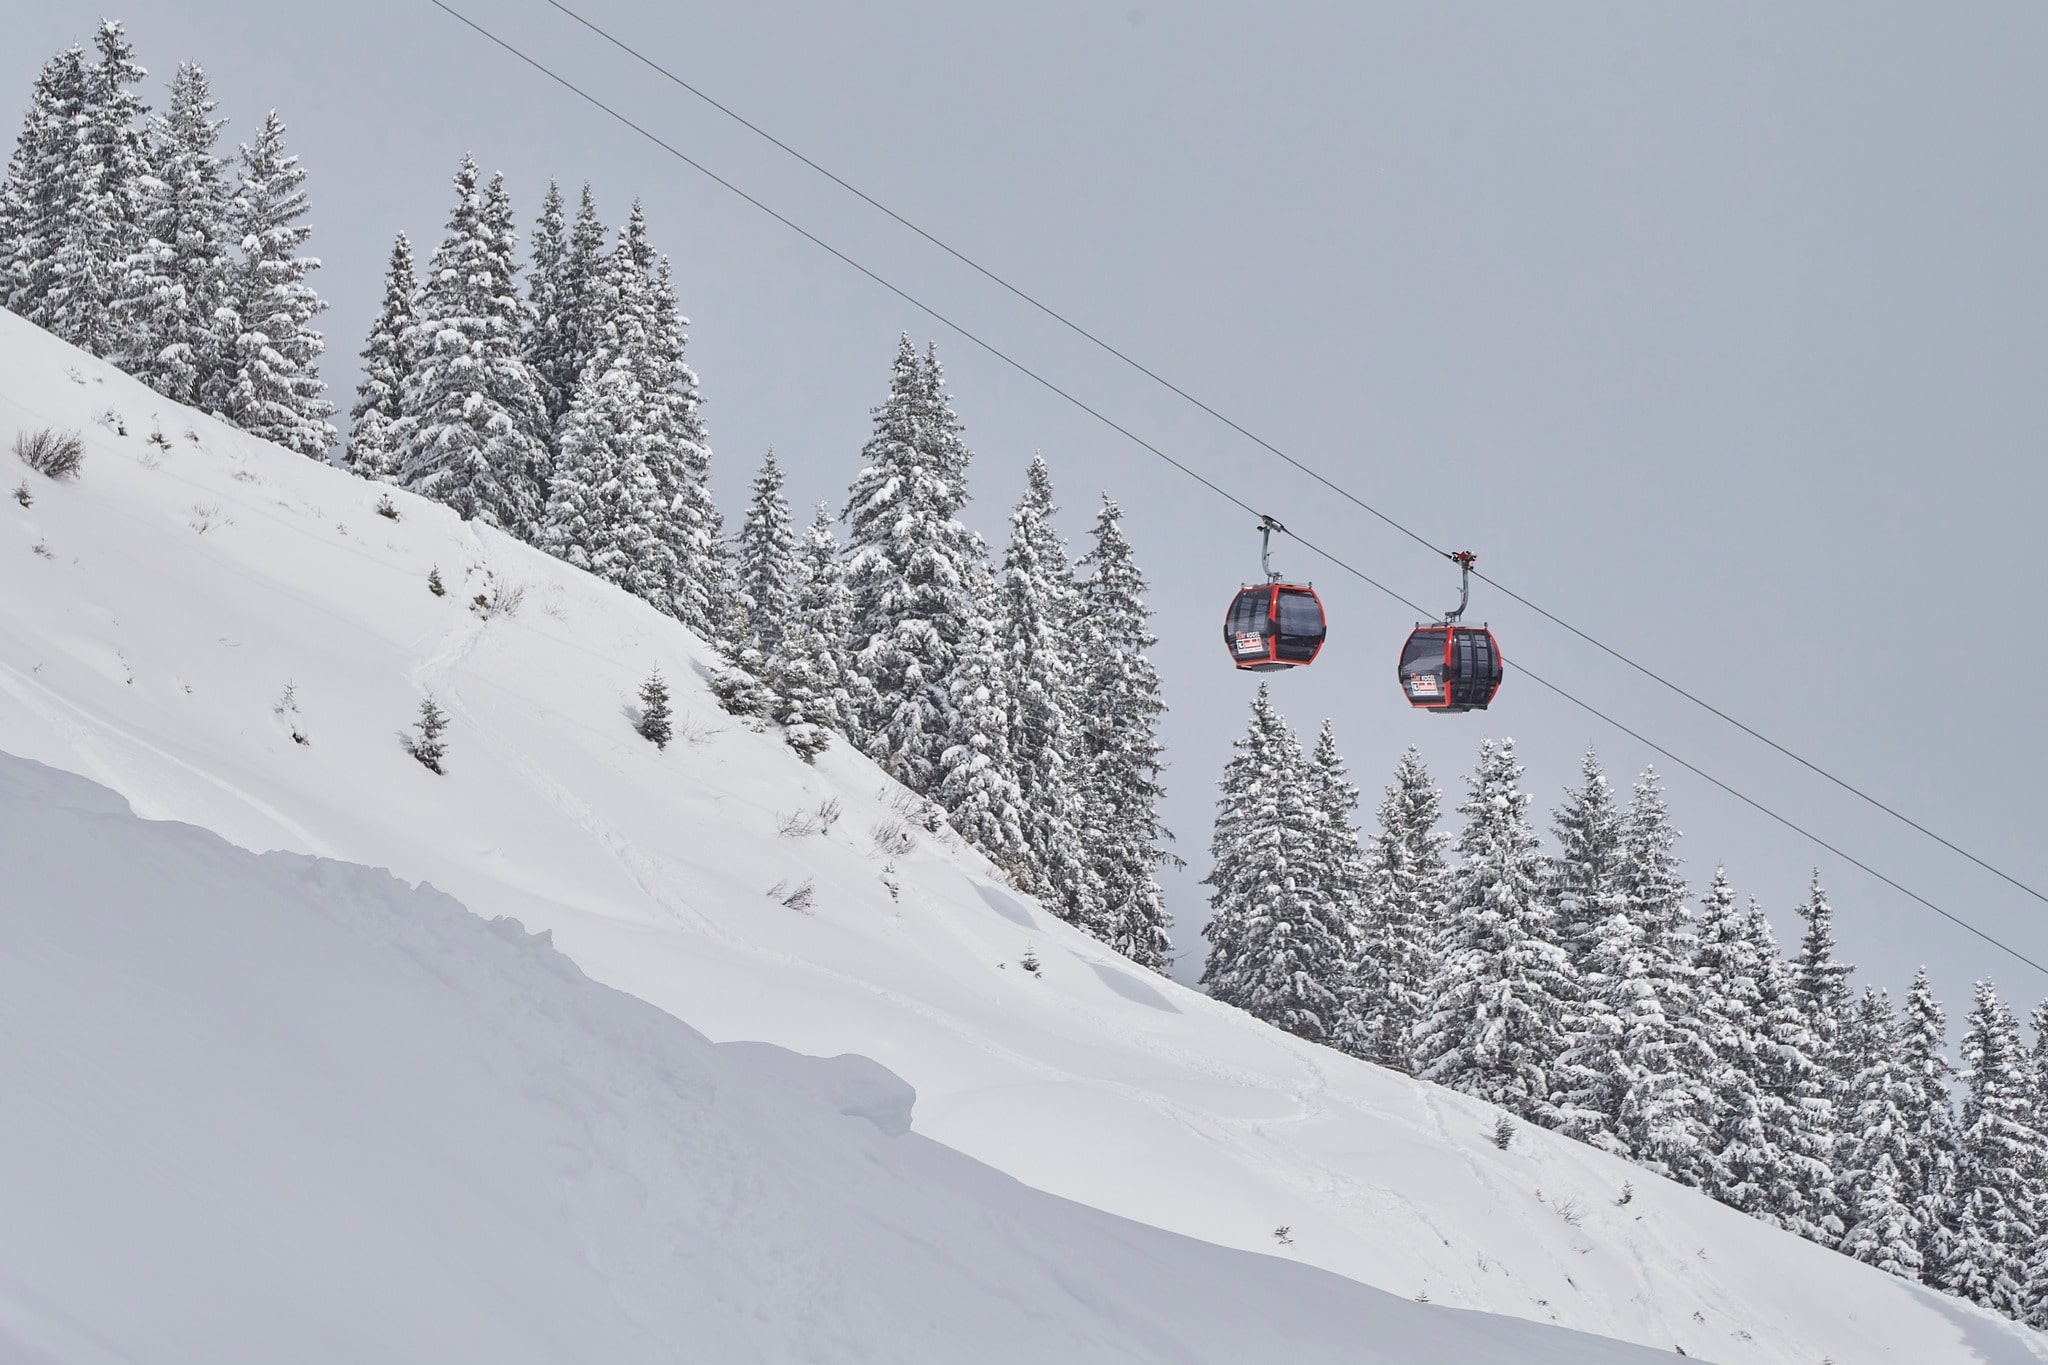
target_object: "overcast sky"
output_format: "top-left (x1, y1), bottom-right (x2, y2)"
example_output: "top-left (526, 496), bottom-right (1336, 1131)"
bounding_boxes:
top-left (10, 1), bottom-right (2044, 1011)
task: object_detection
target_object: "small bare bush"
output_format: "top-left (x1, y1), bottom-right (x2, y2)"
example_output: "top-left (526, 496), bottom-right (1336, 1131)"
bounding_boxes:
top-left (883, 785), bottom-right (947, 834)
top-left (30, 540), bottom-right (55, 559)
top-left (15, 428), bottom-right (84, 480)
top-left (12, 481), bottom-right (30, 507)
top-left (765, 878), bottom-right (817, 913)
top-left (778, 798), bottom-right (843, 838)
top-left (1553, 1196), bottom-right (1583, 1228)
top-left (868, 818), bottom-right (917, 858)
top-left (93, 407), bottom-right (126, 436)
top-left (189, 502), bottom-right (226, 534)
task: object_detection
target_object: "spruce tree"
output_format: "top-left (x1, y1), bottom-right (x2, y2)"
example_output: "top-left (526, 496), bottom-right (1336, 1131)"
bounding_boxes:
top-left (542, 353), bottom-right (671, 603)
top-left (934, 586), bottom-right (1027, 870)
top-left (1410, 739), bottom-right (1572, 1120)
top-left (539, 216), bottom-right (687, 614)
top-left (218, 110), bottom-right (333, 456)
top-left (1072, 495), bottom-right (1175, 973)
top-left (1548, 750), bottom-right (1630, 1149)
top-left (1691, 870), bottom-right (1782, 1216)
top-left (1748, 899), bottom-right (1844, 1244)
top-left (1303, 721), bottom-right (1369, 1056)
top-left (524, 179), bottom-right (569, 424)
top-left (3, 27), bottom-right (149, 357)
top-left (1353, 746), bottom-right (1448, 1067)
top-left (636, 668), bottom-right (672, 750)
top-left (842, 336), bottom-right (987, 793)
top-left (1944, 980), bottom-right (2043, 1317)
top-left (347, 232), bottom-right (416, 481)
top-left (1787, 871), bottom-right (1855, 1241)
top-left (1, 43), bottom-right (91, 319)
top-left (1899, 968), bottom-right (1961, 1287)
top-left (769, 503), bottom-right (857, 744)
top-left (1838, 988), bottom-right (1927, 1280)
top-left (526, 182), bottom-right (608, 439)
top-left (399, 157), bottom-right (550, 532)
top-left (634, 233), bottom-right (722, 637)
top-left (995, 455), bottom-right (1096, 928)
top-left (114, 62), bottom-right (232, 409)
top-left (732, 450), bottom-right (799, 660)
top-left (1200, 686), bottom-right (1350, 1044)
top-left (1609, 770), bottom-right (1713, 1185)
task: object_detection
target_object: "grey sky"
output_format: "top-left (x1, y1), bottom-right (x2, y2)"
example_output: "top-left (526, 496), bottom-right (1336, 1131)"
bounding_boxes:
top-left (9, 1), bottom-right (2045, 1012)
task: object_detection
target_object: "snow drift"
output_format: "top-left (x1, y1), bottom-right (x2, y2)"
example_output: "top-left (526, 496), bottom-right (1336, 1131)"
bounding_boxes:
top-left (1, 750), bottom-right (1693, 1364)
top-left (0, 308), bottom-right (2039, 1363)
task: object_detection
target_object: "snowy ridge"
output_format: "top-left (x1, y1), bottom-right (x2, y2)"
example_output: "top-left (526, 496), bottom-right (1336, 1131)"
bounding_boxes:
top-left (0, 308), bottom-right (2039, 1364)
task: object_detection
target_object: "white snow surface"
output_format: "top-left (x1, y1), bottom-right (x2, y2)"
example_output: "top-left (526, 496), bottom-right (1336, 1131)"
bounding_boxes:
top-left (0, 751), bottom-right (1680, 1364)
top-left (0, 308), bottom-right (2037, 1364)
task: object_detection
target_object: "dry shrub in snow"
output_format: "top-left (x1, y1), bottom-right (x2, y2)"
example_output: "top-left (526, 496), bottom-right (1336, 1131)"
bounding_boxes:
top-left (14, 428), bottom-right (84, 481)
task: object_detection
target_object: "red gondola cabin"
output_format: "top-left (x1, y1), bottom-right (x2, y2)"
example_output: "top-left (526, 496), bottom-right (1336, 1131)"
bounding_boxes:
top-left (1225, 583), bottom-right (1326, 671)
top-left (1398, 625), bottom-right (1503, 711)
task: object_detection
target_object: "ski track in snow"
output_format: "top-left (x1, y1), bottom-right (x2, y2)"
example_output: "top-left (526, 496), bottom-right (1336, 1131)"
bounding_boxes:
top-left (0, 310), bottom-right (2040, 1365)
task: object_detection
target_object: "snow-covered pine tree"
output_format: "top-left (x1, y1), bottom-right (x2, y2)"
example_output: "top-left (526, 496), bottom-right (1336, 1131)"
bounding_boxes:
top-left (1898, 968), bottom-right (1961, 1290)
top-left (525, 182), bottom-right (608, 440)
top-left (523, 180), bottom-right (568, 423)
top-left (1303, 721), bottom-right (1369, 1056)
top-left (541, 346), bottom-right (670, 604)
top-left (113, 62), bottom-right (232, 409)
top-left (1548, 750), bottom-right (1630, 1149)
top-left (1747, 897), bottom-right (1844, 1245)
top-left (217, 110), bottom-right (333, 456)
top-left (935, 579), bottom-right (1027, 871)
top-left (634, 237), bottom-right (722, 637)
top-left (1944, 980), bottom-right (2043, 1318)
top-left (759, 504), bottom-right (851, 762)
top-left (1071, 495), bottom-right (1175, 973)
top-left (4, 25), bottom-right (150, 357)
top-left (1352, 746), bottom-right (1448, 1067)
top-left (1787, 871), bottom-right (1855, 1242)
top-left (399, 157), bottom-right (550, 533)
top-left (842, 336), bottom-right (987, 793)
top-left (2025, 999), bottom-right (2048, 1329)
top-left (1690, 870), bottom-right (1782, 1217)
top-left (346, 232), bottom-right (416, 481)
top-left (731, 450), bottom-right (799, 660)
top-left (1609, 770), bottom-right (1713, 1185)
top-left (769, 503), bottom-right (858, 743)
top-left (1200, 686), bottom-right (1350, 1044)
top-left (540, 214), bottom-right (687, 614)
top-left (1838, 987), bottom-right (1927, 1280)
top-left (1410, 738), bottom-right (1572, 1121)
top-left (994, 455), bottom-right (1097, 928)
top-left (0, 43), bottom-right (91, 318)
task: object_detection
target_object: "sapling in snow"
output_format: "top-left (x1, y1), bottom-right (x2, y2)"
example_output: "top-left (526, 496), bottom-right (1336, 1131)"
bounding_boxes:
top-left (409, 696), bottom-right (449, 773)
top-left (637, 669), bottom-right (673, 750)
top-left (12, 481), bottom-right (30, 507)
top-left (427, 566), bottom-right (446, 596)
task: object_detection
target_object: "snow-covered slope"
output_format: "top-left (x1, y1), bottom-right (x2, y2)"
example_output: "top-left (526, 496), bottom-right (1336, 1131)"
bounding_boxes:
top-left (1, 750), bottom-right (1690, 1364)
top-left (0, 308), bottom-right (2036, 1365)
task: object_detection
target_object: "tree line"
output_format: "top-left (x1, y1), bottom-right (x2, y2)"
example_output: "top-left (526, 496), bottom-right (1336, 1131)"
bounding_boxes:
top-left (1203, 688), bottom-right (2048, 1329)
top-left (0, 23), bottom-right (334, 457)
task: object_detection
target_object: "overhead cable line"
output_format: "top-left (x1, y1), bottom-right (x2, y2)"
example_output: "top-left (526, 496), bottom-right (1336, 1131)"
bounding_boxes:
top-left (534, 0), bottom-right (2048, 915)
top-left (419, 0), bottom-right (2047, 981)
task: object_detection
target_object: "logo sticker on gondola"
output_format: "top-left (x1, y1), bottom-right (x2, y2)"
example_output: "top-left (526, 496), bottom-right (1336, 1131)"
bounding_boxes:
top-left (1407, 675), bottom-right (1440, 696)
top-left (1233, 632), bottom-right (1265, 655)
